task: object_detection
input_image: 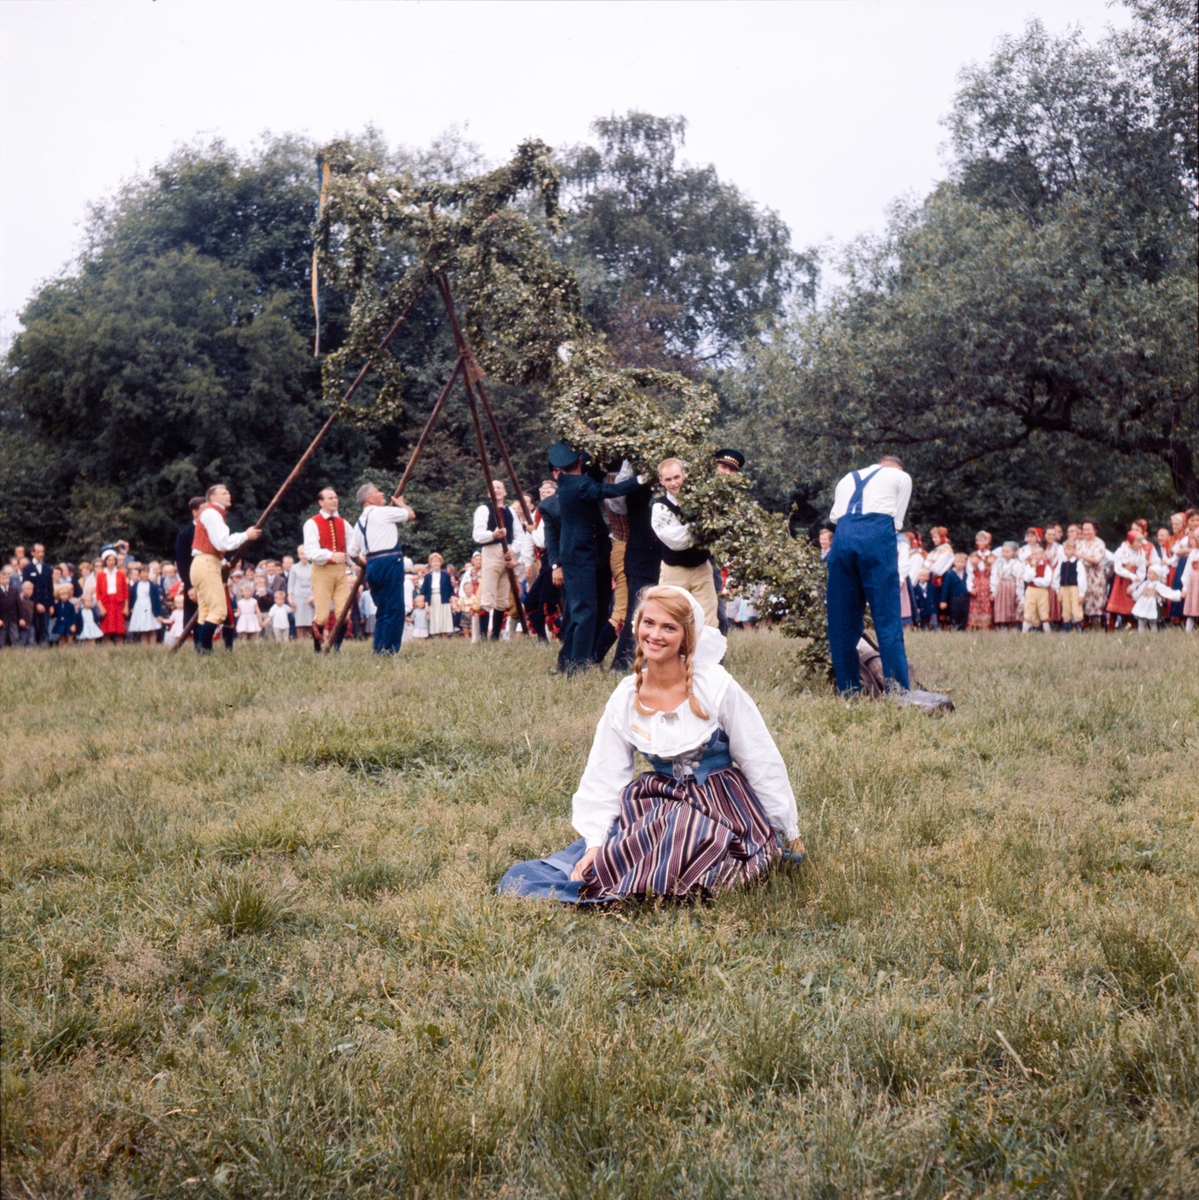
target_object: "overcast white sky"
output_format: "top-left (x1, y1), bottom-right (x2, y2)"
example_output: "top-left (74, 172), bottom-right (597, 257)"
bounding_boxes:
top-left (1, 0), bottom-right (1128, 344)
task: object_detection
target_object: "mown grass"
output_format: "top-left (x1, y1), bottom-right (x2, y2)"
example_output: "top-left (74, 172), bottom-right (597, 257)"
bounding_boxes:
top-left (1, 630), bottom-right (1196, 1198)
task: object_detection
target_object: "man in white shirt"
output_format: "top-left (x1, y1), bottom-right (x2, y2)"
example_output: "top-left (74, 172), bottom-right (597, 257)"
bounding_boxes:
top-left (348, 483), bottom-right (414, 654)
top-left (302, 488), bottom-right (353, 652)
top-left (191, 484), bottom-right (261, 653)
top-left (472, 479), bottom-right (517, 640)
top-left (651, 458), bottom-right (719, 628)
top-left (826, 456), bottom-right (912, 694)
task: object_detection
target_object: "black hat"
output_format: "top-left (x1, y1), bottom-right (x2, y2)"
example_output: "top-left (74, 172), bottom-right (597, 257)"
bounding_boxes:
top-left (548, 440), bottom-right (585, 469)
top-left (714, 448), bottom-right (745, 471)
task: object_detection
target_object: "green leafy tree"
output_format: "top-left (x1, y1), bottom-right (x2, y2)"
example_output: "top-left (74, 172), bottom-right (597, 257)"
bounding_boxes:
top-left (755, 0), bottom-right (1197, 534)
top-left (557, 112), bottom-right (815, 370)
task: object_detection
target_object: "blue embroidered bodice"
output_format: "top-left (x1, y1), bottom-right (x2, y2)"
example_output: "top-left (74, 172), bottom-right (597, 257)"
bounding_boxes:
top-left (644, 729), bottom-right (732, 785)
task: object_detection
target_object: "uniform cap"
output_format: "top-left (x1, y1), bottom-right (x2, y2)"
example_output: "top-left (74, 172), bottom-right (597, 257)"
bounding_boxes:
top-left (548, 440), bottom-right (585, 469)
top-left (713, 448), bottom-right (745, 471)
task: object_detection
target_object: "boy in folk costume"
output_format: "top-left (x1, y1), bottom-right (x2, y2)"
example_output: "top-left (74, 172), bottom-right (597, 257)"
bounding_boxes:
top-left (1131, 562), bottom-right (1181, 632)
top-left (1043, 524), bottom-right (1065, 625)
top-left (1053, 540), bottom-right (1088, 631)
top-left (1021, 545), bottom-right (1054, 633)
top-left (990, 541), bottom-right (1024, 629)
top-left (192, 485), bottom-right (262, 653)
top-left (302, 488), bottom-right (354, 652)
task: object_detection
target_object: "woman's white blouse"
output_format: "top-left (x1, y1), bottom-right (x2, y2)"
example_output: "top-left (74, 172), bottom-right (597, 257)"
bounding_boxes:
top-left (571, 673), bottom-right (799, 848)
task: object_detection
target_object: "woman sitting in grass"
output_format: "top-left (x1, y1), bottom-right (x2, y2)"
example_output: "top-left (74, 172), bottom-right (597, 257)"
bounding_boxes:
top-left (499, 586), bottom-right (803, 903)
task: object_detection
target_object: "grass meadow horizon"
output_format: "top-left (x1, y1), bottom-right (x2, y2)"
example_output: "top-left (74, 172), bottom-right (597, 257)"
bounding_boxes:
top-left (1, 629), bottom-right (1196, 1198)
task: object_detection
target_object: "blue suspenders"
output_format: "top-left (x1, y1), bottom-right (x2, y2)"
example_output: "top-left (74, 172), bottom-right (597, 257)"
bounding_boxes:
top-left (847, 468), bottom-right (881, 516)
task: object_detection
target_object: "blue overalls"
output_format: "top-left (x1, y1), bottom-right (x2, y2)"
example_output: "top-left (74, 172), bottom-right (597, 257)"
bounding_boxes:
top-left (826, 469), bottom-right (911, 694)
top-left (358, 512), bottom-right (406, 655)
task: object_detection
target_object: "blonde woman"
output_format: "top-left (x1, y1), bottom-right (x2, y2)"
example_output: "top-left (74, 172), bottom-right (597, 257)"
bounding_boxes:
top-left (499, 585), bottom-right (802, 902)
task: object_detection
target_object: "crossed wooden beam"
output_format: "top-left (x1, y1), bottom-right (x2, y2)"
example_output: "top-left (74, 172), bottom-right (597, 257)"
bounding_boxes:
top-left (171, 271), bottom-right (535, 653)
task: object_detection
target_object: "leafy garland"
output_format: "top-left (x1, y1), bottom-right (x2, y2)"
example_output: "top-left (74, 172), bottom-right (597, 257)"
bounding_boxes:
top-left (315, 141), bottom-right (831, 679)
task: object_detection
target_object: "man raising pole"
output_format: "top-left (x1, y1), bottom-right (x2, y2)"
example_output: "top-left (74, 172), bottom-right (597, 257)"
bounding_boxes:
top-left (303, 487), bottom-right (353, 652)
top-left (192, 484), bottom-right (261, 653)
top-left (348, 483), bottom-right (415, 654)
top-left (826, 454), bottom-right (912, 695)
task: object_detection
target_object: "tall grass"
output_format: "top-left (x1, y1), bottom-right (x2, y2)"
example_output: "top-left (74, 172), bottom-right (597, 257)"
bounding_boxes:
top-left (1, 630), bottom-right (1196, 1197)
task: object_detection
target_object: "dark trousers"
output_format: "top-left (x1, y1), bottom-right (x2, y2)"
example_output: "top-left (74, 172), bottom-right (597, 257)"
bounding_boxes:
top-left (948, 594), bottom-right (970, 631)
top-left (559, 554), bottom-right (611, 670)
top-left (366, 555), bottom-right (405, 654)
top-left (33, 610), bottom-right (50, 644)
top-left (182, 594), bottom-right (199, 646)
top-left (826, 513), bottom-right (910, 694)
top-left (612, 557), bottom-right (661, 670)
top-left (714, 561), bottom-right (728, 636)
top-left (525, 562), bottom-right (560, 642)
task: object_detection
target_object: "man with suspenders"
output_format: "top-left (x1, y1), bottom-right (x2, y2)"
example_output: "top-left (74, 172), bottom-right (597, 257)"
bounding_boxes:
top-left (349, 484), bottom-right (415, 654)
top-left (826, 456), bottom-right (913, 695)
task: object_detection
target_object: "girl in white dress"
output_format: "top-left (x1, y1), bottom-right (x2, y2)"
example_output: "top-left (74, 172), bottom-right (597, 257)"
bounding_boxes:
top-left (78, 585), bottom-right (104, 644)
top-left (235, 583), bottom-right (261, 641)
top-left (1131, 562), bottom-right (1181, 631)
top-left (127, 566), bottom-right (161, 645)
top-left (163, 594), bottom-right (186, 648)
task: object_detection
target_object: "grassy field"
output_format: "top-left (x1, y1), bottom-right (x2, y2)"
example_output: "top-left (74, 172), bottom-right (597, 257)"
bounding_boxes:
top-left (1, 629), bottom-right (1196, 1199)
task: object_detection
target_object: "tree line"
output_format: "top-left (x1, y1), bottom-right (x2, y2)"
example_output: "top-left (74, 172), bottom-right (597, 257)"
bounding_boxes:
top-left (2, 0), bottom-right (1193, 562)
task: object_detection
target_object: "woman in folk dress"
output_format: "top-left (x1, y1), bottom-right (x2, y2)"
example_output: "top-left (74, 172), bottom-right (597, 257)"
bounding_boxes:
top-left (421, 553), bottom-right (456, 637)
top-left (1107, 526), bottom-right (1145, 628)
top-left (499, 586), bottom-right (802, 903)
top-left (990, 542), bottom-right (1024, 629)
top-left (967, 531), bottom-right (995, 631)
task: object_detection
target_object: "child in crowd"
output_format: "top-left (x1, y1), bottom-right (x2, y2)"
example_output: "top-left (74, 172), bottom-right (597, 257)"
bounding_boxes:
top-left (77, 585), bottom-right (104, 645)
top-left (163, 593), bottom-right (186, 648)
top-left (266, 590), bottom-right (292, 643)
top-left (411, 593), bottom-right (430, 639)
top-left (912, 569), bottom-right (937, 629)
top-left (1022, 545), bottom-right (1053, 632)
top-left (1053, 540), bottom-right (1088, 631)
top-left (235, 582), bottom-right (261, 641)
top-left (991, 542), bottom-right (1024, 629)
top-left (1182, 538), bottom-right (1199, 631)
top-left (18, 581), bottom-right (36, 646)
top-left (49, 583), bottom-right (81, 645)
top-left (1132, 562), bottom-right (1181, 631)
top-left (127, 564), bottom-right (161, 645)
top-left (939, 552), bottom-right (971, 631)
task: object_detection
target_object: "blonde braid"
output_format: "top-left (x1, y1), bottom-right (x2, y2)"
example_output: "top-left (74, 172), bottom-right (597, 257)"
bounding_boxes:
top-left (683, 650), bottom-right (710, 719)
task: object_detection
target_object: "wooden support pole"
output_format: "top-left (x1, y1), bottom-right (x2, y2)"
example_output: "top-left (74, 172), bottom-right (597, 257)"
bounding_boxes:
top-left (321, 356), bottom-right (463, 652)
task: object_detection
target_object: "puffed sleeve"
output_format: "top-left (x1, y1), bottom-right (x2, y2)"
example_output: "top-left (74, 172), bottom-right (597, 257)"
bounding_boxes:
top-left (719, 681), bottom-right (799, 840)
top-left (571, 690), bottom-right (638, 847)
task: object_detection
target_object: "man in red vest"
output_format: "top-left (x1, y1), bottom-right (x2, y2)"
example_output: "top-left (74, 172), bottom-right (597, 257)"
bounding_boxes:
top-left (302, 487), bottom-right (354, 651)
top-left (192, 484), bottom-right (261, 653)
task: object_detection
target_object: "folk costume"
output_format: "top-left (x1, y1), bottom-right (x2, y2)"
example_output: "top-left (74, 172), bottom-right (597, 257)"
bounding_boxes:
top-left (498, 589), bottom-right (799, 903)
top-left (349, 503), bottom-right (411, 654)
top-left (651, 490), bottom-right (719, 629)
top-left (472, 499), bottom-right (516, 640)
top-left (96, 557), bottom-right (129, 639)
top-left (527, 492), bottom-right (562, 645)
top-left (897, 535), bottom-right (913, 626)
top-left (966, 550), bottom-right (994, 630)
top-left (1182, 550), bottom-right (1199, 627)
top-left (1131, 564), bottom-right (1181, 630)
top-left (1022, 558), bottom-right (1054, 630)
top-left (1053, 553), bottom-right (1088, 628)
top-left (1106, 540), bottom-right (1142, 618)
top-left (303, 511), bottom-right (354, 651)
top-left (990, 554), bottom-right (1024, 627)
top-left (419, 569), bottom-right (455, 636)
top-left (192, 503), bottom-right (252, 652)
top-left (552, 443), bottom-right (643, 671)
top-left (825, 464), bottom-right (912, 693)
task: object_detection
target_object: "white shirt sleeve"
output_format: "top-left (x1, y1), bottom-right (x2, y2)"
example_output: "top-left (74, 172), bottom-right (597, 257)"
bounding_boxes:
top-left (571, 700), bottom-right (637, 848)
top-left (720, 682), bottom-right (799, 841)
top-left (200, 507), bottom-right (248, 554)
top-left (892, 471), bottom-right (912, 530)
top-left (828, 474), bottom-right (852, 525)
top-left (303, 517), bottom-right (332, 566)
top-left (1113, 550), bottom-right (1139, 581)
top-left (532, 521), bottom-right (546, 550)
top-left (473, 505), bottom-right (497, 546)
top-left (651, 500), bottom-right (694, 551)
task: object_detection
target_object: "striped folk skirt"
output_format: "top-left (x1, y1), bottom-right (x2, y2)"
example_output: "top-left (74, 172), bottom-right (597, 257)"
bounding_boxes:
top-left (579, 767), bottom-right (780, 901)
top-left (992, 578), bottom-right (1021, 625)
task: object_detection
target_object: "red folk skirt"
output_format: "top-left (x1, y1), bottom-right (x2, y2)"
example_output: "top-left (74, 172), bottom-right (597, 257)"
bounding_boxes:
top-left (1106, 575), bottom-right (1135, 616)
top-left (967, 572), bottom-right (992, 630)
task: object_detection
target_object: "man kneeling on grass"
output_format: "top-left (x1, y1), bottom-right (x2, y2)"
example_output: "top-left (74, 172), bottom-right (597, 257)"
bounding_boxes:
top-left (499, 585), bottom-right (804, 903)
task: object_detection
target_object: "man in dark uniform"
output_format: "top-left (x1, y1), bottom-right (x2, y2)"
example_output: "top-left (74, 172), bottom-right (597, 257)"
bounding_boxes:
top-left (174, 497), bottom-right (204, 649)
top-left (21, 544), bottom-right (54, 643)
top-left (550, 441), bottom-right (644, 673)
top-left (711, 448), bottom-right (746, 634)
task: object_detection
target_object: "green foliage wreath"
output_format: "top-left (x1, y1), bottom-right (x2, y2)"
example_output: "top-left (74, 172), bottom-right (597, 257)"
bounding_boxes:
top-left (315, 141), bottom-right (831, 679)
